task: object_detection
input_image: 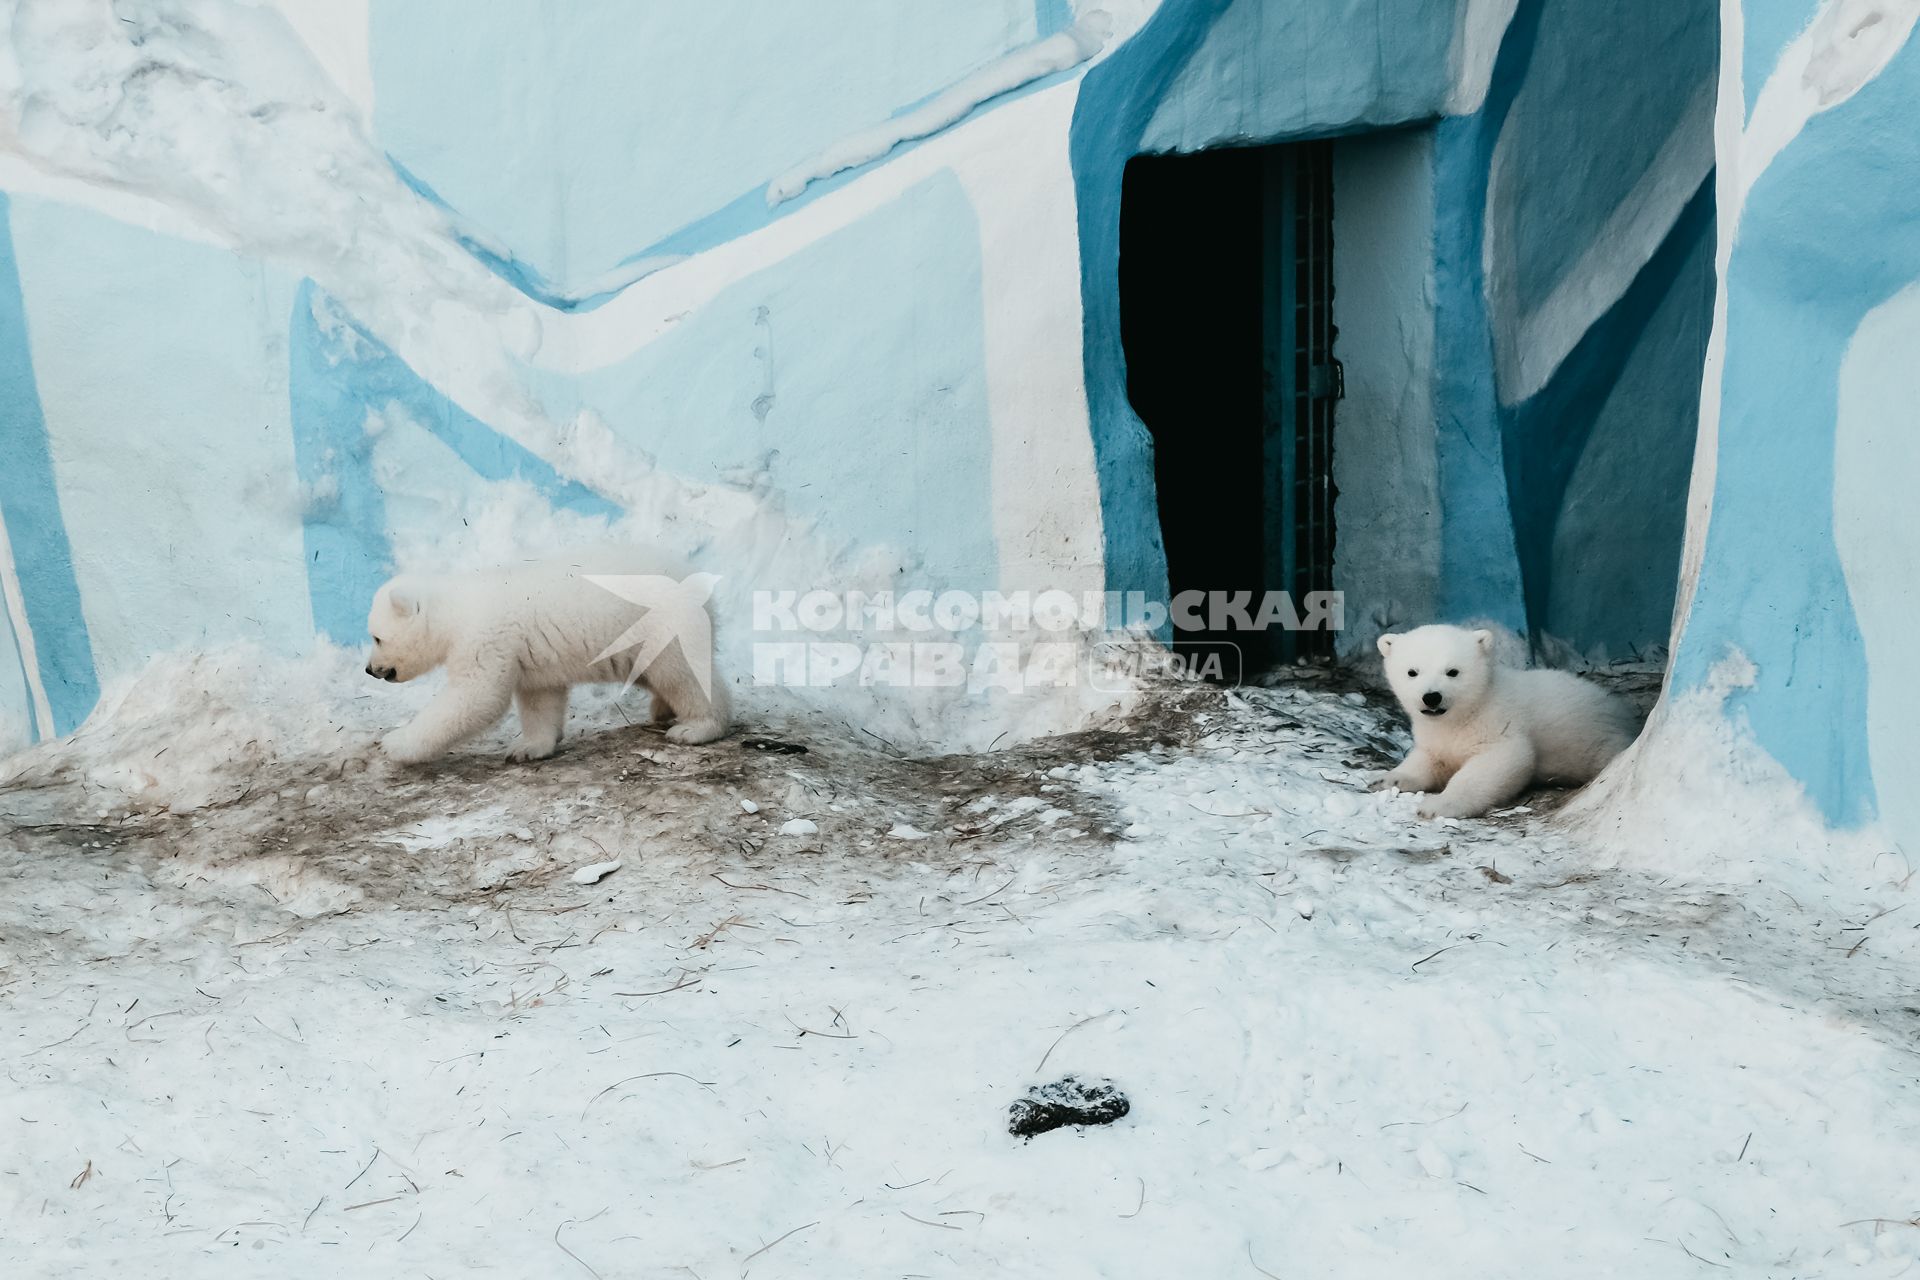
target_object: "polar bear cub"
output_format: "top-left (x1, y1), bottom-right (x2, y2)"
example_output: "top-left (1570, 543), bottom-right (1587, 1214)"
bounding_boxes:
top-left (365, 549), bottom-right (729, 765)
top-left (1375, 624), bottom-right (1635, 819)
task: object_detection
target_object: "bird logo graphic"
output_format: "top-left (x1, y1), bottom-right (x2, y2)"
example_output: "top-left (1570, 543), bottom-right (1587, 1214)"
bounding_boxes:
top-left (585, 572), bottom-right (721, 699)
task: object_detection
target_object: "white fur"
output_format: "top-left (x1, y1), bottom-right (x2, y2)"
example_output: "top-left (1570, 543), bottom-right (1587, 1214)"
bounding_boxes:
top-left (1374, 624), bottom-right (1635, 819)
top-left (365, 548), bottom-right (729, 765)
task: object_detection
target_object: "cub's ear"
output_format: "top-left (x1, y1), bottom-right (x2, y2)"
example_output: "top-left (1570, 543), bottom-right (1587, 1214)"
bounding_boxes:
top-left (1376, 634), bottom-right (1397, 657)
top-left (1472, 629), bottom-right (1493, 651)
top-left (388, 587), bottom-right (419, 618)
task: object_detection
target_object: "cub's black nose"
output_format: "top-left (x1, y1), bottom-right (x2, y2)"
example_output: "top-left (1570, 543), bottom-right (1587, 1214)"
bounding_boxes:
top-left (364, 663), bottom-right (375, 677)
top-left (1422, 690), bottom-right (1443, 708)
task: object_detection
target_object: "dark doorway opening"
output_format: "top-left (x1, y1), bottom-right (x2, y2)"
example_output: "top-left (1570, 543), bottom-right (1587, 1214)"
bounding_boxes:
top-left (1120, 141), bottom-right (1338, 676)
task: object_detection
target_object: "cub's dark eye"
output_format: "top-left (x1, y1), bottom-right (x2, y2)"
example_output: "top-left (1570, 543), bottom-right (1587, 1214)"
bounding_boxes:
top-left (1446, 668), bottom-right (1459, 678)
top-left (1407, 669), bottom-right (1418, 678)
top-left (372, 635), bottom-right (383, 644)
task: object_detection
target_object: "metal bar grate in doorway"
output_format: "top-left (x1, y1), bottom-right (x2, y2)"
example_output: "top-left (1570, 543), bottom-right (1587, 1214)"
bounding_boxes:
top-left (1290, 141), bottom-right (1338, 659)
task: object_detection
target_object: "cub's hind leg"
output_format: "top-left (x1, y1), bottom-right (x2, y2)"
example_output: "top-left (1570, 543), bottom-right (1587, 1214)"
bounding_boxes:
top-left (647, 645), bottom-right (729, 746)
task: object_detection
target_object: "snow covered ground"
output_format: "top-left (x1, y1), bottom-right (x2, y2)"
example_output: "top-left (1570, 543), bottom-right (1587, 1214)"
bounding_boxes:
top-left (3, 655), bottom-right (1920, 1277)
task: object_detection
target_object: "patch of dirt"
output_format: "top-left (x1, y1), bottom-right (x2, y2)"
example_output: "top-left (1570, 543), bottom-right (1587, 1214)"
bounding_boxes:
top-left (0, 688), bottom-right (1227, 916)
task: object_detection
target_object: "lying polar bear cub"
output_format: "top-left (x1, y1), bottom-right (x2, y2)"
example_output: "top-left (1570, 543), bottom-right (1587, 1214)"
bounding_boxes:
top-left (1374, 624), bottom-right (1634, 819)
top-left (365, 550), bottom-right (729, 765)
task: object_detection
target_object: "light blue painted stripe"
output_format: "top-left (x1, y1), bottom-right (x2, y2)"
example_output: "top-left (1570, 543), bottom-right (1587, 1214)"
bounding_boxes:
top-left (1425, 0), bottom-right (1540, 634)
top-left (390, 158), bottom-right (688, 315)
top-left (289, 282), bottom-right (624, 643)
top-left (289, 282), bottom-right (392, 645)
top-left (0, 192), bottom-right (97, 735)
top-left (1035, 0), bottom-right (1073, 37)
top-left (630, 59), bottom-right (1093, 257)
top-left (1, 583), bottom-right (35, 746)
top-left (386, 159), bottom-right (600, 313)
top-left (523, 168), bottom-right (1000, 591)
top-left (1740, 0), bottom-right (1820, 115)
top-left (1668, 299), bottom-right (1873, 823)
top-left (1668, 16), bottom-right (1920, 824)
top-left (389, 61), bottom-right (1091, 314)
top-left (595, 56), bottom-right (1095, 287)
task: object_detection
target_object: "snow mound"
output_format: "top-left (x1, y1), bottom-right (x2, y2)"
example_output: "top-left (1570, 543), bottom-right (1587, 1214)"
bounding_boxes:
top-left (6, 670), bottom-right (1920, 1274)
top-left (0, 644), bottom-right (394, 815)
top-left (1567, 650), bottom-right (1904, 891)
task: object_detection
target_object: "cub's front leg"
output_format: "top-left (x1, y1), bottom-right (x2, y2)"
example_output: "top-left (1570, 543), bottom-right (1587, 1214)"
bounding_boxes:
top-left (506, 685), bottom-right (569, 762)
top-left (1417, 740), bottom-right (1535, 819)
top-left (384, 664), bottom-right (516, 764)
top-left (1374, 746), bottom-right (1443, 794)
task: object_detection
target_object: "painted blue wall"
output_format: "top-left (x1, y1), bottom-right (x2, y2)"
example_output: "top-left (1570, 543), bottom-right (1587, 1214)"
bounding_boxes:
top-left (1740, 2), bottom-right (1819, 113)
top-left (1071, 0), bottom-right (1230, 610)
top-left (370, 0), bottom-right (1037, 292)
top-left (0, 194), bottom-right (99, 736)
top-left (1074, 0), bottom-right (1469, 614)
top-left (1485, 0), bottom-right (1717, 661)
top-left (1374, 0), bottom-right (1534, 634)
top-left (521, 171), bottom-right (998, 592)
top-left (1076, 0), bottom-right (1714, 659)
top-left (1541, 216), bottom-right (1715, 659)
top-left (1835, 283), bottom-right (1920, 863)
top-left (8, 198), bottom-right (315, 686)
top-left (1671, 6), bottom-right (1920, 826)
top-left (290, 285), bottom-right (624, 644)
top-left (1430, 95), bottom-right (1530, 634)
top-left (0, 596), bottom-right (30, 748)
top-left (1140, 0), bottom-right (1457, 151)
top-left (1445, 0), bottom-right (1714, 653)
top-left (0, 4), bottom-right (1027, 754)
top-left (1501, 0), bottom-right (1717, 317)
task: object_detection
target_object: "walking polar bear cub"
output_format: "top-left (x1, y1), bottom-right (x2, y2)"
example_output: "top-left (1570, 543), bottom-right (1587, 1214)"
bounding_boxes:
top-left (1375, 624), bottom-right (1635, 819)
top-left (365, 549), bottom-right (729, 765)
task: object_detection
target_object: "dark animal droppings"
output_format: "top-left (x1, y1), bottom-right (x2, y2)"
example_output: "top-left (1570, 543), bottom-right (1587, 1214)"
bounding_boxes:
top-left (1009, 1076), bottom-right (1130, 1138)
top-left (740, 737), bottom-right (809, 755)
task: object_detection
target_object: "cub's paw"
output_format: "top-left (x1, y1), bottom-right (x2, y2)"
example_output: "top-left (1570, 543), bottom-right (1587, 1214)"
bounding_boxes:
top-left (1416, 796), bottom-right (1481, 821)
top-left (506, 740), bottom-right (559, 763)
top-left (1368, 774), bottom-right (1401, 793)
top-left (665, 719), bottom-right (728, 746)
top-left (381, 730), bottom-right (439, 766)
